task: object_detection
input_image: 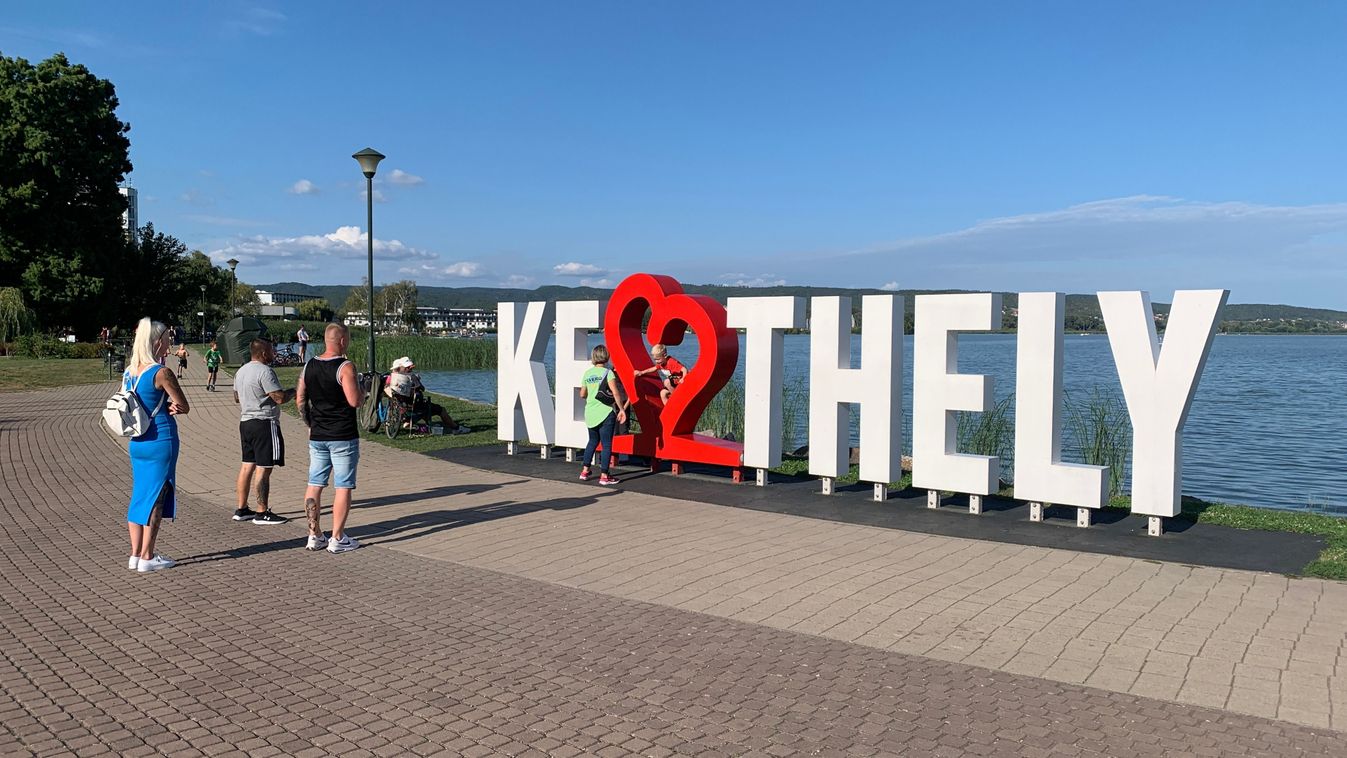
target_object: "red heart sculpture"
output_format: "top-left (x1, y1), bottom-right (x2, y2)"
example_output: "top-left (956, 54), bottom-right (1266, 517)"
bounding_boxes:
top-left (604, 273), bottom-right (744, 467)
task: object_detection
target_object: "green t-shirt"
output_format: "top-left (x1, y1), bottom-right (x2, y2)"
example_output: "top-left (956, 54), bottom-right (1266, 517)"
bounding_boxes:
top-left (582, 365), bottom-right (615, 427)
top-left (205, 348), bottom-right (221, 369)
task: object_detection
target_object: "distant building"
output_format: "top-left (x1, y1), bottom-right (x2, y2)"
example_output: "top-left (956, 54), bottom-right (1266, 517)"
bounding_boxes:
top-left (418, 306), bottom-right (497, 332)
top-left (119, 187), bottom-right (138, 241)
top-left (255, 289), bottom-right (319, 318)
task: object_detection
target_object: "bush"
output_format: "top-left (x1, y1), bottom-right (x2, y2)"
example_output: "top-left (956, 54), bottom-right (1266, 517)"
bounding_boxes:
top-left (10, 335), bottom-right (107, 359)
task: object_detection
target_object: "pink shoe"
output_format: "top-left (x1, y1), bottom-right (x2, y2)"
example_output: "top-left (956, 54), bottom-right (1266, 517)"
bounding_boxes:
top-left (579, 469), bottom-right (591, 481)
top-left (599, 474), bottom-right (620, 486)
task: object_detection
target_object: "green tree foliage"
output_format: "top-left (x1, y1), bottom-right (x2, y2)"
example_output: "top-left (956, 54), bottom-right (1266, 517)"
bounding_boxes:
top-left (0, 287), bottom-right (31, 342)
top-left (296, 298), bottom-right (333, 322)
top-left (231, 282), bottom-right (261, 316)
top-left (380, 280), bottom-right (419, 330)
top-left (0, 52), bottom-right (133, 338)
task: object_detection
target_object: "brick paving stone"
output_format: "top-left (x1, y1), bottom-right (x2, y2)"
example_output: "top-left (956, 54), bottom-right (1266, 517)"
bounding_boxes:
top-left (1, 381), bottom-right (1346, 755)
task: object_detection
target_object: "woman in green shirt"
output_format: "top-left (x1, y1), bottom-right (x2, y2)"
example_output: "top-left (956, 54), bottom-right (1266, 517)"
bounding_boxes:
top-left (578, 345), bottom-right (628, 485)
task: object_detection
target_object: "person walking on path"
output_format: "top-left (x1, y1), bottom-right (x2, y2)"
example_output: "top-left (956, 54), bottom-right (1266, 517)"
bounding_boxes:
top-left (296, 323), bottom-right (365, 553)
top-left (123, 317), bottom-right (190, 573)
top-left (174, 343), bottom-right (189, 379)
top-left (204, 341), bottom-right (222, 391)
top-left (578, 345), bottom-right (627, 485)
top-left (296, 325), bottom-right (309, 363)
top-left (233, 338), bottom-right (295, 525)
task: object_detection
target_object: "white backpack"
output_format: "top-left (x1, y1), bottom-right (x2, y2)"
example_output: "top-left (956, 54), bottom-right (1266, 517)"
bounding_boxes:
top-left (103, 368), bottom-right (166, 437)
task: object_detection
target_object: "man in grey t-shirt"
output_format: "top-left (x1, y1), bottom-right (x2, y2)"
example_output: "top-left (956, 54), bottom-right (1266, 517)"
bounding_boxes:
top-left (233, 338), bottom-right (296, 525)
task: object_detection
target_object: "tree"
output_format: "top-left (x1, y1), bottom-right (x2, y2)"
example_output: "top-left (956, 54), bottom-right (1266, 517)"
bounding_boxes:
top-left (231, 282), bottom-right (260, 316)
top-left (0, 53), bottom-right (133, 339)
top-left (0, 287), bottom-right (30, 343)
top-left (296, 298), bottom-right (332, 322)
top-left (380, 280), bottom-right (419, 331)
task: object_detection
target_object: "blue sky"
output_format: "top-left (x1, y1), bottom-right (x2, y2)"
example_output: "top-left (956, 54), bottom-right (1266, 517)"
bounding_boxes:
top-left (4, 2), bottom-right (1347, 306)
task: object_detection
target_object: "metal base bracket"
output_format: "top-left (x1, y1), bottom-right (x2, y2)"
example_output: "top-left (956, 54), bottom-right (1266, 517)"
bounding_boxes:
top-left (1077, 508), bottom-right (1092, 528)
top-left (968, 494), bottom-right (983, 515)
top-left (927, 490), bottom-right (939, 509)
top-left (565, 448), bottom-right (577, 463)
top-left (506, 441), bottom-right (518, 456)
top-left (821, 477), bottom-right (835, 496)
top-left (873, 483), bottom-right (888, 502)
top-left (755, 469), bottom-right (768, 487)
top-left (1030, 502), bottom-right (1045, 522)
top-left (539, 444), bottom-right (551, 460)
top-left (1148, 516), bottom-right (1164, 537)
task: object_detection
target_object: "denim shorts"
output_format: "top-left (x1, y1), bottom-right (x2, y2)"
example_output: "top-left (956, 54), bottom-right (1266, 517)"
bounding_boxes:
top-left (308, 439), bottom-right (359, 489)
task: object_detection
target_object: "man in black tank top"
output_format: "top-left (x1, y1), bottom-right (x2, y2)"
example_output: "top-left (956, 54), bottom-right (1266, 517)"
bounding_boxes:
top-left (296, 323), bottom-right (365, 553)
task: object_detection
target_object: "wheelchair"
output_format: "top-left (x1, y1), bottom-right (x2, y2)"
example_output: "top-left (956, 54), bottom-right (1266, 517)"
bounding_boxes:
top-left (378, 387), bottom-right (428, 440)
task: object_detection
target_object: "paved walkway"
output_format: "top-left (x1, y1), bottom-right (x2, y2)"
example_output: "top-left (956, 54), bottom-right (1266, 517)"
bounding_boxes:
top-left (0, 373), bottom-right (1345, 755)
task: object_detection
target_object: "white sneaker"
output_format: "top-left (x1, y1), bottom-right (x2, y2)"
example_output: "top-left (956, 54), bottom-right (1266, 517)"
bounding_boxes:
top-left (137, 554), bottom-right (175, 573)
top-left (305, 533), bottom-right (328, 551)
top-left (127, 556), bottom-right (138, 571)
top-left (326, 535), bottom-right (360, 554)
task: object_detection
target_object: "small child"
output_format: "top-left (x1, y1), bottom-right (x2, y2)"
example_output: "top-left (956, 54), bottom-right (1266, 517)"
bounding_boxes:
top-left (204, 341), bottom-right (222, 391)
top-left (175, 344), bottom-right (189, 379)
top-left (636, 343), bottom-right (687, 404)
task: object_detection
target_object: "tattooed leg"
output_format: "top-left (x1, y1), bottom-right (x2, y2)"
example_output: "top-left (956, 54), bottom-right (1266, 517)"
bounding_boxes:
top-left (305, 495), bottom-right (321, 536)
top-left (255, 471), bottom-right (271, 510)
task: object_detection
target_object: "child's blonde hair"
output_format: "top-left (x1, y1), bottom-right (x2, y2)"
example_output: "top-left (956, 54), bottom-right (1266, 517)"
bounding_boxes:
top-left (651, 344), bottom-right (667, 357)
top-left (591, 345), bottom-right (609, 364)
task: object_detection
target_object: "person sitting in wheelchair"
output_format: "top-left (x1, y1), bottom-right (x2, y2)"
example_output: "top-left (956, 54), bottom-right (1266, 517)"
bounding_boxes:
top-left (385, 356), bottom-right (471, 434)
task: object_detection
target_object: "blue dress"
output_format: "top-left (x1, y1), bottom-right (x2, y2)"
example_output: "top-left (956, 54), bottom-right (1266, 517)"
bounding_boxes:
top-left (126, 365), bottom-right (178, 525)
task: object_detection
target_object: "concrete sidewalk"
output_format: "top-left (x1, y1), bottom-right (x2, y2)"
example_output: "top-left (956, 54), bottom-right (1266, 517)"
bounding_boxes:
top-left (0, 374), bottom-right (1345, 755)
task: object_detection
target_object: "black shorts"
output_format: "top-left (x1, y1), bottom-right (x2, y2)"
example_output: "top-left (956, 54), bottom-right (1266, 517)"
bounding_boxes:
top-left (240, 419), bottom-right (285, 468)
top-left (178, 357), bottom-right (188, 368)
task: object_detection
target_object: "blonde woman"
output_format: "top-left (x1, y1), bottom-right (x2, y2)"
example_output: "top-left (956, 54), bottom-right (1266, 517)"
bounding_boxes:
top-left (123, 318), bottom-right (190, 572)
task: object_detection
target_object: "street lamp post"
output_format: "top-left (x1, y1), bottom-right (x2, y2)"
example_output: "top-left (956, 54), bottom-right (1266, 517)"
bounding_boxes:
top-left (199, 284), bottom-right (207, 342)
top-left (352, 148), bottom-right (385, 374)
top-left (227, 258), bottom-right (240, 315)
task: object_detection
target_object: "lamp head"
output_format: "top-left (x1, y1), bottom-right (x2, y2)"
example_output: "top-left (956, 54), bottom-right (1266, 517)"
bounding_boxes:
top-left (352, 147), bottom-right (385, 179)
top-left (227, 258), bottom-right (239, 272)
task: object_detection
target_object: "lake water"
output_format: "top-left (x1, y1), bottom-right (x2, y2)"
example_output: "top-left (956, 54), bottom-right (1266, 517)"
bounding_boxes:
top-left (414, 333), bottom-right (1347, 514)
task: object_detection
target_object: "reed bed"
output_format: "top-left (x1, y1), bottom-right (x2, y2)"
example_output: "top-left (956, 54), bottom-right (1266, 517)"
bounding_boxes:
top-left (957, 394), bottom-right (1016, 481)
top-left (333, 335), bottom-right (496, 372)
top-left (1064, 386), bottom-right (1132, 497)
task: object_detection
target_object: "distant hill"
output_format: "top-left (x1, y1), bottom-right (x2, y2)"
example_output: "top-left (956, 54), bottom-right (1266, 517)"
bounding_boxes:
top-left (256, 281), bottom-right (1347, 334)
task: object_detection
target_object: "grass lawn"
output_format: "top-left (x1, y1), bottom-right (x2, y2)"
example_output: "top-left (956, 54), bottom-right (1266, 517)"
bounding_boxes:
top-left (0, 357), bottom-right (113, 392)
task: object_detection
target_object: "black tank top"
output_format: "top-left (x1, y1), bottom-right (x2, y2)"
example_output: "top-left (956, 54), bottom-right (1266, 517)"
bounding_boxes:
top-left (304, 356), bottom-right (358, 441)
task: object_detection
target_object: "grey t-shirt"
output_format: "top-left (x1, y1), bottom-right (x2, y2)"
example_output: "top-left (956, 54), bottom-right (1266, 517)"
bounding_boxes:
top-left (235, 360), bottom-right (284, 421)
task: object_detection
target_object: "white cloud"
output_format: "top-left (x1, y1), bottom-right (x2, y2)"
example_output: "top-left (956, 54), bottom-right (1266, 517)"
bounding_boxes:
top-left (179, 189), bottom-right (213, 207)
top-left (398, 262), bottom-right (486, 279)
top-left (579, 277), bottom-right (614, 288)
top-left (795, 195), bottom-right (1347, 306)
top-left (386, 169), bottom-right (425, 186)
top-left (880, 281), bottom-right (899, 291)
top-left (182, 213), bottom-right (271, 227)
top-left (288, 179), bottom-right (319, 195)
top-left (503, 274), bottom-right (535, 288)
top-left (554, 262), bottom-right (607, 276)
top-left (226, 7), bottom-right (286, 36)
top-left (360, 187), bottom-right (389, 204)
top-left (718, 273), bottom-right (786, 287)
top-left (207, 226), bottom-right (437, 271)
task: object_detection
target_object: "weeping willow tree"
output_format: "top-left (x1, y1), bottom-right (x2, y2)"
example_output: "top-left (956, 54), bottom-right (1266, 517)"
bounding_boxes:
top-left (0, 287), bottom-right (29, 344)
